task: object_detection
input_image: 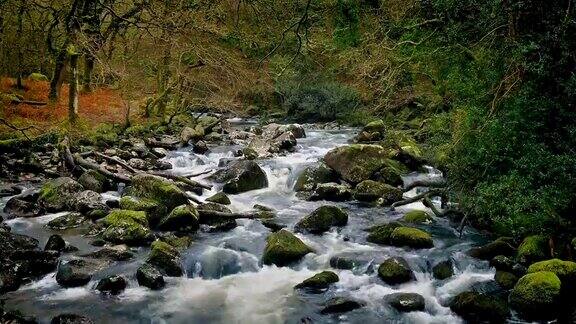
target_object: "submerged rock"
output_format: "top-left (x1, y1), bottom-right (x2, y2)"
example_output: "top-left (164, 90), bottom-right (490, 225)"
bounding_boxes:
top-left (320, 297), bottom-right (365, 314)
top-left (146, 240), bottom-right (183, 277)
top-left (38, 177), bottom-right (84, 212)
top-left (389, 226), bottom-right (433, 249)
top-left (378, 257), bottom-right (414, 285)
top-left (294, 206), bottom-right (348, 234)
top-left (136, 263), bottom-right (165, 290)
top-left (385, 292), bottom-right (425, 312)
top-left (262, 230), bottom-right (313, 266)
top-left (95, 275), bottom-right (127, 295)
top-left (450, 291), bottom-right (509, 323)
top-left (510, 271), bottom-right (561, 320)
top-left (47, 212), bottom-right (86, 230)
top-left (432, 259), bottom-right (454, 280)
top-left (210, 160), bottom-right (268, 194)
top-left (324, 144), bottom-right (390, 184)
top-left (295, 271), bottom-right (339, 291)
top-left (354, 180), bottom-right (402, 203)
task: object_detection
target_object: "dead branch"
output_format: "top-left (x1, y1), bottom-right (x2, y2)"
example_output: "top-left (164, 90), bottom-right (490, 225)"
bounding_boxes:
top-left (92, 151), bottom-right (139, 173)
top-left (403, 179), bottom-right (446, 192)
top-left (197, 209), bottom-right (259, 220)
top-left (149, 171), bottom-right (212, 190)
top-left (391, 189), bottom-right (442, 210)
top-left (73, 153), bottom-right (132, 183)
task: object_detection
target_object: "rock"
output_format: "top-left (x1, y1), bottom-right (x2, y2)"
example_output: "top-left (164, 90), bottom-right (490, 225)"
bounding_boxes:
top-left (95, 275), bottom-right (127, 295)
top-left (127, 174), bottom-right (189, 212)
top-left (329, 253), bottom-right (375, 271)
top-left (152, 147), bottom-right (169, 158)
top-left (0, 184), bottom-right (22, 198)
top-left (366, 222), bottom-right (402, 245)
top-left (527, 258), bottom-right (576, 289)
top-left (401, 210), bottom-right (434, 224)
top-left (294, 271), bottom-right (339, 290)
top-left (261, 219), bottom-right (286, 232)
top-left (44, 234), bottom-right (66, 252)
top-left (136, 263), bottom-right (165, 290)
top-left (197, 202), bottom-right (237, 232)
top-left (392, 146), bottom-right (425, 171)
top-left (101, 210), bottom-right (154, 246)
top-left (450, 291), bottom-right (509, 323)
top-left (180, 125), bottom-right (204, 144)
top-left (517, 235), bottom-right (550, 265)
top-left (294, 163), bottom-right (338, 192)
top-left (510, 271), bottom-right (561, 320)
top-left (73, 190), bottom-right (106, 213)
top-left (119, 196), bottom-right (166, 227)
top-left (128, 158), bottom-right (149, 170)
top-left (78, 170), bottom-right (108, 193)
top-left (308, 183), bottom-right (352, 202)
top-left (210, 160), bottom-right (268, 194)
top-left (38, 177), bottom-right (84, 212)
top-left (295, 206), bottom-right (348, 234)
top-left (495, 270), bottom-right (518, 290)
top-left (82, 245), bottom-right (134, 261)
top-left (354, 180), bottom-right (402, 203)
top-left (157, 205), bottom-right (199, 232)
top-left (205, 192), bottom-right (231, 205)
top-left (385, 292), bottom-right (425, 312)
top-left (262, 229), bottom-right (313, 266)
top-left (146, 240), bottom-right (183, 276)
top-left (467, 238), bottom-right (517, 260)
top-left (51, 314), bottom-right (94, 324)
top-left (378, 257), bottom-right (414, 285)
top-left (432, 259), bottom-right (454, 280)
top-left (3, 192), bottom-right (42, 218)
top-left (323, 144), bottom-right (390, 184)
top-left (56, 259), bottom-right (95, 287)
top-left (389, 226), bottom-right (433, 249)
top-left (354, 120), bottom-right (386, 143)
top-left (320, 297), bottom-right (365, 314)
top-left (193, 140), bottom-right (209, 154)
top-left (47, 212), bottom-right (86, 230)
top-left (490, 255), bottom-right (515, 272)
top-left (373, 161), bottom-right (405, 187)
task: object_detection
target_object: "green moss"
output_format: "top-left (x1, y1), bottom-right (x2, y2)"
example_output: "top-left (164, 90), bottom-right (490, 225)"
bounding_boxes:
top-left (495, 270), bottom-right (518, 290)
top-left (262, 229), bottom-right (313, 266)
top-left (517, 235), bottom-right (550, 265)
top-left (390, 226), bottom-right (433, 249)
top-left (101, 210), bottom-right (153, 246)
top-left (527, 259), bottom-right (576, 285)
top-left (366, 222), bottom-right (402, 245)
top-left (147, 240), bottom-right (183, 277)
top-left (354, 180), bottom-right (402, 203)
top-left (205, 192), bottom-right (231, 205)
top-left (364, 119), bottom-right (386, 133)
top-left (129, 174), bottom-right (189, 212)
top-left (401, 210), bottom-right (434, 224)
top-left (159, 235), bottom-right (193, 250)
top-left (119, 196), bottom-right (166, 225)
top-left (295, 206), bottom-right (348, 234)
top-left (510, 271), bottom-right (561, 320)
top-left (157, 205), bottom-right (199, 232)
top-left (295, 271), bottom-right (339, 289)
top-left (432, 260), bottom-right (454, 280)
top-left (38, 177), bottom-right (84, 211)
top-left (103, 209), bottom-right (149, 227)
top-left (323, 144), bottom-right (391, 184)
top-left (378, 257), bottom-right (413, 284)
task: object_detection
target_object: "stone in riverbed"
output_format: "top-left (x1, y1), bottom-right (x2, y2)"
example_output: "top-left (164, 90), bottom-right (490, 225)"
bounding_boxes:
top-left (197, 202), bottom-right (237, 232)
top-left (82, 245), bottom-right (134, 261)
top-left (3, 192), bottom-right (42, 218)
top-left (146, 240), bottom-right (183, 277)
top-left (354, 180), bottom-right (402, 203)
top-left (38, 177), bottom-right (84, 212)
top-left (495, 270), bottom-right (518, 290)
top-left (490, 255), bottom-right (515, 272)
top-left (125, 174), bottom-right (189, 212)
top-left (46, 212), bottom-right (87, 230)
top-left (295, 271), bottom-right (339, 291)
top-left (72, 190), bottom-right (107, 214)
top-left (101, 210), bottom-right (154, 246)
top-left (136, 263), bottom-right (165, 290)
top-left (517, 235), bottom-right (550, 265)
top-left (510, 271), bottom-right (560, 320)
top-left (44, 234), bottom-right (66, 252)
top-left (51, 313), bottom-right (94, 324)
top-left (449, 291), bottom-right (509, 323)
top-left (527, 258), bottom-right (576, 290)
top-left (401, 210), bottom-right (434, 224)
top-left (308, 183), bottom-right (352, 202)
top-left (157, 205), bottom-right (199, 233)
top-left (205, 192), bottom-right (231, 205)
top-left (78, 170), bottom-right (108, 193)
top-left (323, 144), bottom-right (390, 184)
top-left (119, 196), bottom-right (167, 226)
top-left (432, 259), bottom-right (454, 280)
top-left (320, 297), bottom-right (365, 314)
top-left (210, 160), bottom-right (268, 194)
top-left (55, 259), bottom-right (95, 287)
top-left (366, 222), bottom-right (402, 245)
top-left (378, 257), bottom-right (414, 285)
top-left (389, 226), bottom-right (433, 249)
top-left (294, 206), bottom-right (348, 234)
top-left (467, 238), bottom-right (516, 261)
top-left (385, 292), bottom-right (425, 312)
top-left (95, 275), bottom-right (127, 295)
top-left (262, 229), bottom-right (313, 266)
top-left (294, 163), bottom-right (338, 192)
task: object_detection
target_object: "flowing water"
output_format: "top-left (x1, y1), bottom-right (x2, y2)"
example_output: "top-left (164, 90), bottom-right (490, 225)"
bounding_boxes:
top-left (1, 121), bottom-right (496, 323)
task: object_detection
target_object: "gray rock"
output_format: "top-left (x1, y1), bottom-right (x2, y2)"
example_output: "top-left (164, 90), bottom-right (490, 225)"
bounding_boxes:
top-left (136, 263), bottom-right (165, 290)
top-left (385, 292), bottom-right (425, 312)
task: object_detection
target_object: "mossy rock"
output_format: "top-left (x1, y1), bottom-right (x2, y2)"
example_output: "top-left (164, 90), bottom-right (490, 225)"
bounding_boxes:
top-left (527, 258), bottom-right (576, 289)
top-left (38, 177), bottom-right (84, 212)
top-left (468, 238), bottom-right (517, 261)
top-left (373, 161), bottom-right (404, 187)
top-left (147, 240), bottom-right (183, 277)
top-left (308, 183), bottom-right (352, 202)
top-left (354, 180), bottom-right (402, 203)
top-left (450, 291), bottom-right (509, 323)
top-left (366, 222), bottom-right (402, 245)
top-left (294, 206), bottom-right (348, 234)
top-left (432, 259), bottom-right (454, 280)
top-left (262, 229), bottom-right (313, 266)
top-left (46, 212), bottom-right (86, 230)
top-left (517, 235), bottom-right (550, 265)
top-left (378, 257), bottom-right (414, 285)
top-left (389, 226), bottom-right (433, 249)
top-left (78, 170), bottom-right (108, 193)
top-left (401, 210), bottom-right (434, 224)
top-left (294, 271), bottom-right (339, 290)
top-left (510, 271), bottom-right (561, 320)
top-left (385, 293), bottom-right (425, 313)
top-left (157, 205), bottom-right (199, 233)
top-left (364, 119), bottom-right (386, 133)
top-left (102, 210), bottom-right (153, 246)
top-left (495, 270), bottom-right (518, 290)
top-left (323, 144), bottom-right (391, 184)
top-left (490, 255), bottom-right (515, 272)
top-left (28, 72), bottom-right (49, 81)
top-left (205, 192), bottom-right (231, 205)
top-left (119, 196), bottom-right (167, 226)
top-left (294, 163), bottom-right (338, 192)
top-left (127, 174), bottom-right (189, 212)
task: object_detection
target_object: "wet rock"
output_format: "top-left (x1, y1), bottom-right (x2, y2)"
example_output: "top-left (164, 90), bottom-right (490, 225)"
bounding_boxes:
top-left (158, 205), bottom-right (199, 233)
top-left (261, 219), bottom-right (286, 232)
top-left (354, 180), bottom-right (402, 203)
top-left (180, 125), bottom-right (205, 144)
top-left (95, 275), bottom-right (127, 295)
top-left (206, 192), bottom-right (231, 205)
top-left (44, 234), bottom-right (66, 252)
top-left (495, 270), bottom-right (518, 290)
top-left (324, 144), bottom-right (390, 184)
top-left (510, 271), bottom-right (560, 320)
top-left (119, 196), bottom-right (167, 227)
top-left (366, 222), bottom-right (402, 245)
top-left (128, 158), bottom-right (149, 170)
top-left (56, 259), bottom-right (95, 287)
top-left (354, 120), bottom-right (386, 143)
top-left (320, 297), bottom-right (365, 314)
top-left (146, 240), bottom-right (183, 277)
top-left (450, 291), bottom-right (509, 323)
top-left (432, 259), bottom-right (454, 280)
top-left (152, 147), bottom-right (169, 158)
top-left (51, 313), bottom-right (94, 324)
top-left (126, 174), bottom-right (189, 212)
top-left (197, 202), bottom-right (237, 232)
top-left (262, 229), bottom-right (313, 266)
top-left (467, 238), bottom-right (516, 261)
top-left (490, 255), bottom-right (515, 272)
top-left (73, 190), bottom-right (106, 213)
top-left (3, 192), bottom-right (42, 218)
top-left (38, 177), bottom-right (84, 212)
top-left (308, 183), bottom-right (352, 202)
top-left (389, 226), bottom-right (433, 249)
top-left (197, 247), bottom-right (243, 279)
top-left (136, 263), bottom-right (165, 290)
top-left (378, 257), bottom-right (414, 285)
top-left (401, 210), bottom-right (434, 224)
top-left (193, 140), bottom-right (209, 154)
top-left (295, 271), bottom-right (339, 291)
top-left (210, 160), bottom-right (268, 194)
top-left (527, 258), bottom-right (576, 290)
top-left (517, 235), bottom-right (550, 265)
top-left (0, 184), bottom-right (22, 198)
top-left (82, 245), bottom-right (134, 261)
top-left (294, 163), bottom-right (338, 192)
top-left (47, 212), bottom-right (86, 230)
top-left (154, 160), bottom-right (172, 171)
top-left (101, 210), bottom-right (154, 246)
top-left (295, 206), bottom-right (348, 234)
top-left (78, 170), bottom-right (108, 193)
top-left (385, 292), bottom-right (425, 312)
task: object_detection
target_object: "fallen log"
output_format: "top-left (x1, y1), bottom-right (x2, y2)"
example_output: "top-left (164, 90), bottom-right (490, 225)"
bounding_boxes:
top-left (423, 196), bottom-right (443, 217)
top-left (403, 179), bottom-right (446, 192)
top-left (390, 189), bottom-right (442, 210)
top-left (145, 138), bottom-right (180, 150)
top-left (197, 209), bottom-right (259, 220)
top-left (149, 171), bottom-right (212, 190)
top-left (73, 153), bottom-right (132, 183)
top-left (92, 151), bottom-right (139, 174)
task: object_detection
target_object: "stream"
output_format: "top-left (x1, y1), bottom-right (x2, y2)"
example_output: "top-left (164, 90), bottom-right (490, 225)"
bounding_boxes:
top-left (1, 120), bottom-right (496, 323)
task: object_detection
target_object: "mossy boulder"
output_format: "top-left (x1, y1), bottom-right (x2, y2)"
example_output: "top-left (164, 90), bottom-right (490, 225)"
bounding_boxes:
top-left (146, 240), bottom-right (183, 277)
top-left (205, 192), bottom-right (231, 205)
top-left (38, 177), bottom-right (84, 212)
top-left (294, 163), bottom-right (338, 192)
top-left (101, 210), bottom-right (154, 246)
top-left (389, 226), bottom-right (433, 249)
top-left (210, 160), bottom-right (268, 194)
top-left (136, 263), bottom-right (165, 290)
top-left (323, 144), bottom-right (390, 184)
top-left (126, 174), bottom-right (189, 212)
top-left (378, 257), bottom-right (414, 285)
top-left (372, 159), bottom-right (407, 187)
top-left (495, 270), bottom-right (518, 290)
top-left (157, 205), bottom-right (199, 232)
top-left (119, 196), bottom-right (167, 226)
top-left (354, 180), bottom-right (402, 203)
top-left (517, 235), bottom-right (550, 265)
top-left (308, 183), bottom-right (353, 202)
top-left (449, 291), bottom-right (509, 323)
top-left (401, 210), bottom-right (434, 224)
top-left (432, 259), bottom-right (454, 280)
top-left (366, 222), bottom-right (402, 245)
top-left (294, 206), bottom-right (348, 234)
top-left (262, 229), bottom-right (313, 266)
top-left (294, 271), bottom-right (339, 290)
top-left (197, 202), bottom-right (237, 232)
top-left (46, 212), bottom-right (86, 230)
top-left (468, 238), bottom-right (517, 261)
top-left (527, 258), bottom-right (576, 289)
top-left (78, 170), bottom-right (108, 193)
top-left (510, 271), bottom-right (561, 320)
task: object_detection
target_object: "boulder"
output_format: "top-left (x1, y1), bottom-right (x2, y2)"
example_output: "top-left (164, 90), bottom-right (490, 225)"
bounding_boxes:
top-left (392, 146), bottom-right (425, 171)
top-left (101, 210), bottom-right (154, 246)
top-left (294, 206), bottom-right (348, 234)
top-left (136, 263), bottom-right (165, 290)
top-left (320, 297), bottom-right (365, 314)
top-left (51, 314), bottom-right (94, 324)
top-left (490, 255), bottom-right (515, 272)
top-left (197, 202), bottom-right (237, 232)
top-left (294, 271), bottom-right (339, 290)
top-left (193, 140), bottom-right (209, 154)
top-left (324, 144), bottom-right (389, 184)
top-left (72, 190), bottom-right (106, 214)
top-left (517, 235), bottom-right (550, 265)
top-left (55, 259), bottom-right (95, 287)
top-left (432, 259), bottom-right (454, 280)
top-left (262, 230), bottom-right (313, 266)
top-left (308, 183), bottom-right (352, 202)
top-left (95, 275), bottom-right (127, 295)
top-left (366, 222), bottom-right (402, 245)
top-left (510, 271), bottom-right (561, 320)
top-left (78, 170), bottom-right (108, 193)
top-left (146, 240), bottom-right (183, 277)
top-left (38, 177), bottom-right (84, 212)
top-left (157, 205), bottom-right (199, 233)
top-left (495, 270), bottom-right (518, 290)
top-left (401, 210), bottom-right (434, 224)
top-left (354, 180), bottom-right (402, 203)
top-left (378, 257), bottom-right (414, 285)
top-left (119, 196), bottom-right (167, 226)
top-left (294, 163), bottom-right (338, 192)
top-left (3, 192), bottom-right (42, 218)
top-left (449, 291), bottom-right (509, 323)
top-left (180, 125), bottom-right (205, 144)
top-left (82, 245), bottom-right (134, 261)
top-left (44, 234), bottom-right (66, 252)
top-left (389, 226), bottom-right (433, 249)
top-left (385, 292), bottom-right (425, 312)
top-left (205, 192), bottom-right (231, 205)
top-left (527, 258), bottom-right (576, 289)
top-left (47, 213), bottom-right (86, 230)
top-left (467, 238), bottom-right (516, 261)
top-left (210, 160), bottom-right (268, 194)
top-left (354, 120), bottom-right (386, 143)
top-left (126, 174), bottom-right (189, 212)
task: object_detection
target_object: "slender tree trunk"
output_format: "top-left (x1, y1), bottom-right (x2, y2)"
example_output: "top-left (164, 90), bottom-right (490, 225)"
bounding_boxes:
top-left (49, 49), bottom-right (68, 102)
top-left (16, 0), bottom-right (25, 89)
top-left (157, 45), bottom-right (171, 117)
top-left (68, 52), bottom-right (80, 123)
top-left (82, 54), bottom-right (95, 93)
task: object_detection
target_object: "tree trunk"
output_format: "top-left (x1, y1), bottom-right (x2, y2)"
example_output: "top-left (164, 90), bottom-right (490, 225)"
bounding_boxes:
top-left (82, 54), bottom-right (95, 93)
top-left (68, 52), bottom-right (80, 123)
top-left (15, 0), bottom-right (25, 90)
top-left (49, 49), bottom-right (68, 102)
